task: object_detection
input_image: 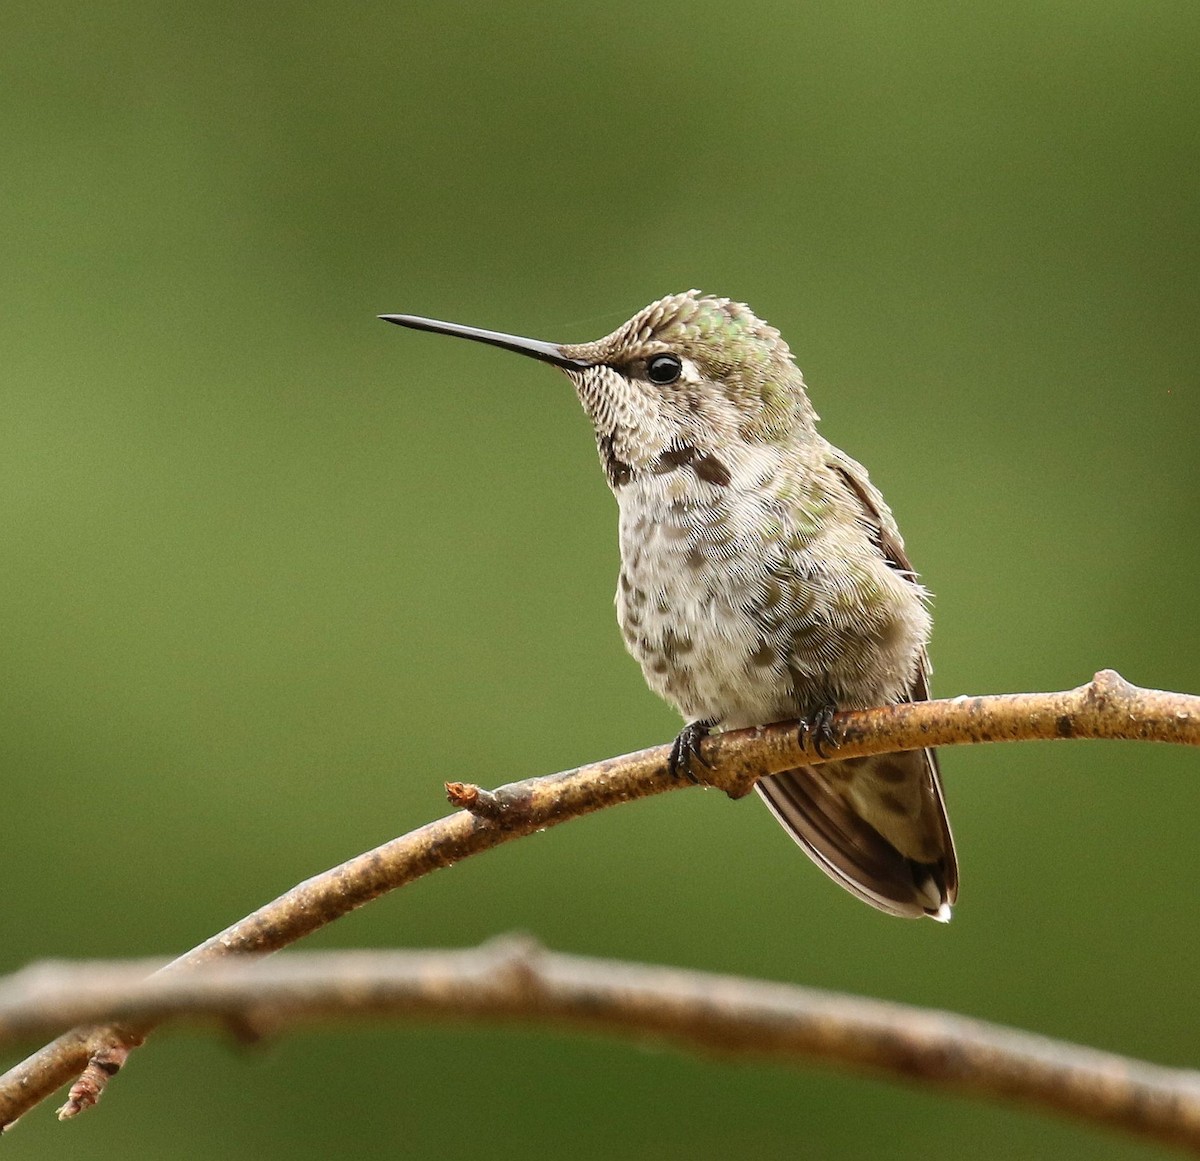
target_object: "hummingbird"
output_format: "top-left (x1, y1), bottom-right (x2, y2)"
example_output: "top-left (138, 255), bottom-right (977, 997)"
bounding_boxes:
top-left (380, 292), bottom-right (958, 920)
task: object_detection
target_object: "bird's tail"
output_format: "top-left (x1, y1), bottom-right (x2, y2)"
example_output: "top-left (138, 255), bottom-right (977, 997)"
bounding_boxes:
top-left (755, 749), bottom-right (958, 920)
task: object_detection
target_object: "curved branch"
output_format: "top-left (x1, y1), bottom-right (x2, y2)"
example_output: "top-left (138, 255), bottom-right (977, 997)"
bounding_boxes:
top-left (1, 670), bottom-right (1196, 1132)
top-left (4, 942), bottom-right (1200, 1153)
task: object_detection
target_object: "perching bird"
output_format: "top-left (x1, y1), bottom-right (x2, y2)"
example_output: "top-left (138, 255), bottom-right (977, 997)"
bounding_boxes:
top-left (382, 291), bottom-right (958, 920)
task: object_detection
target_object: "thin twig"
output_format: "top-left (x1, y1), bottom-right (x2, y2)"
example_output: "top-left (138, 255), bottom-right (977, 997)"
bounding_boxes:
top-left (3, 943), bottom-right (1200, 1153)
top-left (0, 670), bottom-right (1196, 1132)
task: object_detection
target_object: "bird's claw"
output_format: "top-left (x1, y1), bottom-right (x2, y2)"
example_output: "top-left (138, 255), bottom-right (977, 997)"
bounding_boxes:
top-left (668, 720), bottom-right (715, 784)
top-left (797, 704), bottom-right (839, 760)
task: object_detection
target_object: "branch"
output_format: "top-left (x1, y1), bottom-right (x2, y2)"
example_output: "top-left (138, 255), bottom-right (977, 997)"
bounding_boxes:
top-left (4, 942), bottom-right (1200, 1153)
top-left (1, 670), bottom-right (1196, 1133)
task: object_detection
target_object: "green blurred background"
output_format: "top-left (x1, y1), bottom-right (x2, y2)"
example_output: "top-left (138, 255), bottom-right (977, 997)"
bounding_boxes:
top-left (3, 2), bottom-right (1198, 1157)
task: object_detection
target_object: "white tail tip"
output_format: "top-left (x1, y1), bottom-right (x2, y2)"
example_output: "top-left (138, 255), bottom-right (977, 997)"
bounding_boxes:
top-left (931, 902), bottom-right (953, 924)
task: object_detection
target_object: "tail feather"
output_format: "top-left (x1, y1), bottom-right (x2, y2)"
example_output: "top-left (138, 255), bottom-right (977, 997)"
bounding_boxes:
top-left (755, 749), bottom-right (957, 919)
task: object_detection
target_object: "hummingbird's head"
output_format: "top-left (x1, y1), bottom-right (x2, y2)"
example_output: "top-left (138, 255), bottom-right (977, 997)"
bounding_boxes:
top-left (381, 291), bottom-right (816, 491)
top-left (560, 291), bottom-right (815, 450)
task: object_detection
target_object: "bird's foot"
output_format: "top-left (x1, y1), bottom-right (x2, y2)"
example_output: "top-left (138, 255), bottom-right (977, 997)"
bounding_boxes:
top-left (668, 719), bottom-right (716, 784)
top-left (797, 704), bottom-right (840, 760)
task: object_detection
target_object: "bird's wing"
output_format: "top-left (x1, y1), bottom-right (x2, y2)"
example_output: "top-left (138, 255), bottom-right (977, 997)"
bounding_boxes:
top-left (754, 454), bottom-right (958, 918)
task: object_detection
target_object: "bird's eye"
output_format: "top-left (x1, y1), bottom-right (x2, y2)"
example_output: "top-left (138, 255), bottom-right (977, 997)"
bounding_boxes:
top-left (646, 353), bottom-right (683, 385)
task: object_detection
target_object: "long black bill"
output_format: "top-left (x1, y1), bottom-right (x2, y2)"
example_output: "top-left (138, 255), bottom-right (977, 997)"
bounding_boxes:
top-left (379, 314), bottom-right (592, 371)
